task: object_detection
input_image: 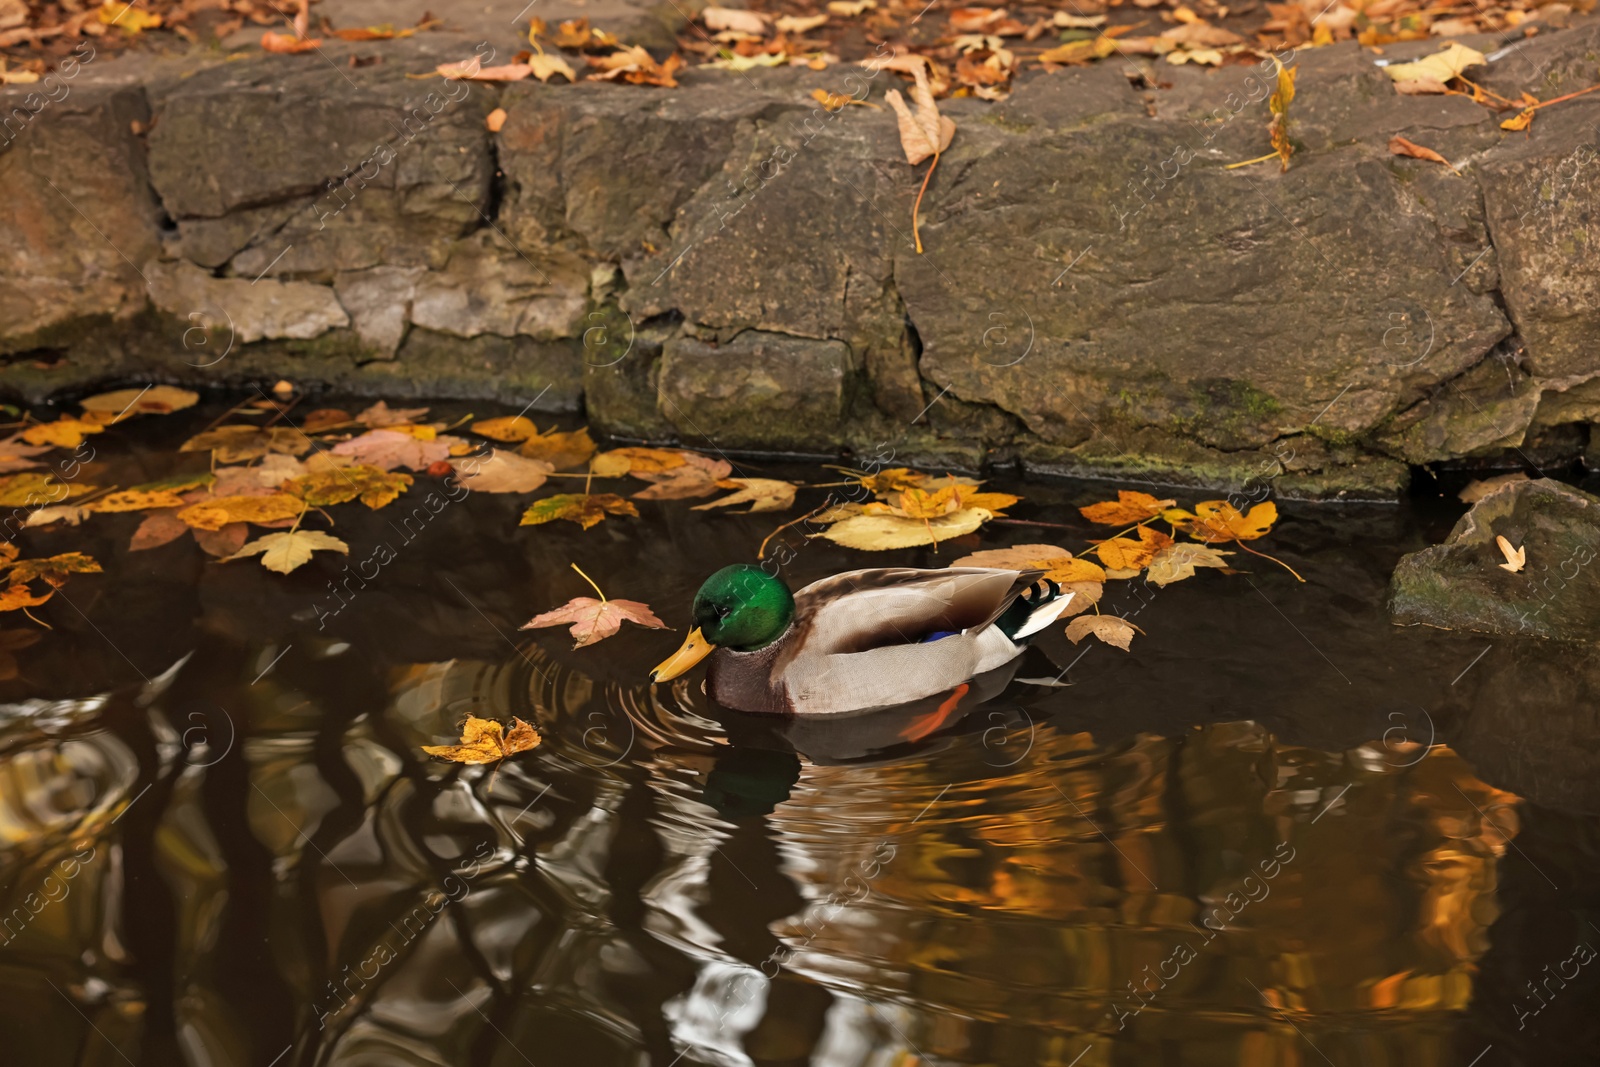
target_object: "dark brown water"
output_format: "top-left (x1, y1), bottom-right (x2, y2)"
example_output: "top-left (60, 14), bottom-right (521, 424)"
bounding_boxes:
top-left (3, 398), bottom-right (1599, 1067)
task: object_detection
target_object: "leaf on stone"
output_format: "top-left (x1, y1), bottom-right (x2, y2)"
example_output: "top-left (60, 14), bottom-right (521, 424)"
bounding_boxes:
top-left (885, 62), bottom-right (955, 166)
top-left (1079, 490), bottom-right (1178, 525)
top-left (21, 417), bottom-right (105, 448)
top-left (85, 489), bottom-right (188, 513)
top-left (1145, 542), bottom-right (1234, 586)
top-left (422, 715), bottom-right (542, 765)
top-left (0, 584), bottom-right (52, 612)
top-left (818, 507), bottom-right (993, 550)
top-left (224, 529), bottom-right (349, 574)
top-left (592, 447), bottom-right (687, 477)
top-left (331, 429), bottom-right (450, 472)
top-left (130, 511), bottom-right (190, 551)
top-left (1167, 500), bottom-right (1277, 543)
top-left (451, 450), bottom-right (554, 494)
top-left (0, 436), bottom-right (50, 474)
top-left (99, 1), bottom-right (161, 33)
top-left (282, 466), bottom-right (414, 509)
top-left (1383, 42), bottom-right (1485, 90)
top-left (631, 453), bottom-right (734, 500)
top-left (356, 401), bottom-right (430, 427)
top-left (194, 523), bottom-right (250, 558)
top-left (519, 428), bottom-right (597, 470)
top-left (1064, 614), bottom-right (1141, 650)
top-left (950, 543), bottom-right (1107, 583)
top-left (703, 5), bottom-right (770, 34)
top-left (521, 596), bottom-right (668, 647)
top-left (261, 30), bottom-right (322, 52)
top-left (8, 552), bottom-right (101, 588)
top-left (1389, 135), bottom-right (1458, 174)
top-left (1090, 525), bottom-right (1174, 571)
top-left (586, 46), bottom-right (683, 88)
top-left (779, 13), bottom-right (830, 33)
top-left (1267, 56), bottom-right (1296, 171)
top-left (0, 473), bottom-right (95, 508)
top-left (520, 493), bottom-right (640, 530)
top-left (177, 493), bottom-right (306, 531)
top-left (528, 53), bottom-right (578, 82)
top-left (1496, 534), bottom-right (1526, 573)
top-left (470, 415), bottom-right (539, 442)
top-left (692, 478), bottom-right (798, 514)
top-left (80, 386), bottom-right (198, 421)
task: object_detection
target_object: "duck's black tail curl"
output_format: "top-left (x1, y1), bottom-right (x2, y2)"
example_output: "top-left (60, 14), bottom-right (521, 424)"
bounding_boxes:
top-left (994, 577), bottom-right (1070, 643)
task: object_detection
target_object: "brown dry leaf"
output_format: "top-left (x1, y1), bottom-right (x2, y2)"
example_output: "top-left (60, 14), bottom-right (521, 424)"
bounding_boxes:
top-left (423, 715), bottom-right (542, 765)
top-left (1501, 108), bottom-right (1536, 132)
top-left (21, 417), bottom-right (105, 448)
top-left (357, 401), bottom-right (431, 427)
top-left (262, 30), bottom-right (322, 53)
top-left (301, 409), bottom-right (352, 432)
top-left (1389, 134), bottom-right (1458, 173)
top-left (811, 87), bottom-right (879, 111)
top-left (885, 62), bottom-right (955, 166)
top-left (80, 386), bottom-right (198, 421)
top-left (130, 511), bottom-right (191, 552)
top-left (1079, 490), bottom-right (1178, 525)
top-left (194, 524), bottom-right (250, 558)
top-left (1090, 525), bottom-right (1175, 571)
top-left (451, 450), bottom-right (554, 494)
top-left (1167, 500), bottom-right (1277, 543)
top-left (84, 489), bottom-right (188, 513)
top-left (703, 5), bottom-right (770, 34)
top-left (828, 0), bottom-right (875, 14)
top-left (0, 437), bottom-right (50, 474)
top-left (1065, 614), bottom-right (1141, 650)
top-left (587, 46), bottom-right (682, 88)
top-left (521, 595), bottom-right (668, 647)
top-left (631, 453), bottom-right (733, 500)
top-left (1145, 542), bottom-right (1234, 586)
top-left (180, 426), bottom-right (309, 463)
top-left (0, 584), bottom-right (51, 612)
top-left (528, 53), bottom-right (579, 82)
top-left (331, 429), bottom-right (450, 471)
top-left (8, 552), bottom-right (101, 588)
top-left (779, 13), bottom-right (830, 33)
top-left (282, 466), bottom-right (413, 509)
top-left (594, 447), bottom-right (688, 476)
top-left (520, 493), bottom-right (639, 530)
top-left (950, 544), bottom-right (1107, 583)
top-left (224, 529), bottom-right (349, 574)
top-left (520, 428), bottom-right (597, 470)
top-left (692, 478), bottom-right (798, 514)
top-left (177, 493), bottom-right (306, 531)
top-left (1458, 472), bottom-right (1529, 503)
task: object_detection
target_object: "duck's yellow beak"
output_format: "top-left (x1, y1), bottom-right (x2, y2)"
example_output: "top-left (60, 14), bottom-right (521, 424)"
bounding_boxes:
top-left (651, 627), bottom-right (714, 682)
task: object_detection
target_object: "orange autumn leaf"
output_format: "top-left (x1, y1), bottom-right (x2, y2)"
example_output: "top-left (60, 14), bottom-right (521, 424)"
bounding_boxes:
top-left (262, 31), bottom-right (322, 53)
top-left (0, 584), bottom-right (52, 612)
top-left (591, 447), bottom-right (688, 477)
top-left (21, 417), bottom-right (105, 448)
top-left (520, 493), bottom-right (639, 530)
top-left (1168, 500), bottom-right (1278, 543)
top-left (899, 485), bottom-right (1019, 518)
top-left (176, 493), bottom-right (307, 531)
top-left (8, 552), bottom-right (101, 588)
top-left (1090, 525), bottom-right (1174, 571)
top-left (519, 428), bottom-right (597, 470)
top-left (1078, 490), bottom-right (1178, 525)
top-left (422, 715), bottom-right (542, 765)
top-left (951, 544), bottom-right (1107, 584)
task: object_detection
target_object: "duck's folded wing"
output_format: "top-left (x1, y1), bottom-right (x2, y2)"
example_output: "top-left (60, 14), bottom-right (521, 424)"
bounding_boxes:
top-left (786, 567), bottom-right (1042, 657)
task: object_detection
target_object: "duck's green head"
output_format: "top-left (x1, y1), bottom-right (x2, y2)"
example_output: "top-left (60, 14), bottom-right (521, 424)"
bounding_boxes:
top-left (651, 565), bottom-right (794, 682)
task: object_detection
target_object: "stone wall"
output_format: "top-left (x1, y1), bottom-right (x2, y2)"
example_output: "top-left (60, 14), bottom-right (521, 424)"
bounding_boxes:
top-left (3, 26), bottom-right (1600, 495)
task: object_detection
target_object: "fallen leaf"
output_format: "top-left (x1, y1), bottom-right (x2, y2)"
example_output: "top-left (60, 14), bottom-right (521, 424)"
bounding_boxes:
top-left (438, 58), bottom-right (533, 80)
top-left (632, 453), bottom-right (735, 500)
top-left (177, 493), bottom-right (306, 531)
top-left (130, 511), bottom-right (190, 551)
top-left (811, 87), bottom-right (880, 110)
top-left (703, 6), bottom-right (770, 34)
top-left (1079, 490), bottom-right (1178, 526)
top-left (1090, 526), bottom-right (1175, 571)
top-left (451, 450), bottom-right (554, 494)
top-left (100, 1), bottom-right (160, 33)
top-left (356, 401), bottom-right (430, 427)
top-left (332, 429), bottom-right (450, 471)
top-left (520, 493), bottom-right (640, 530)
top-left (194, 523), bottom-right (250, 558)
top-left (84, 489), bottom-right (188, 513)
top-left (80, 386), bottom-right (198, 421)
top-left (0, 627), bottom-right (41, 681)
top-left (1064, 614), bottom-right (1141, 650)
top-left (1496, 534), bottom-right (1525, 573)
top-left (302, 409), bottom-right (352, 433)
top-left (422, 715), bottom-right (542, 765)
top-left (885, 62), bottom-right (955, 166)
top-left (1145, 542), bottom-right (1234, 586)
top-left (1267, 56), bottom-right (1296, 171)
top-left (1389, 134), bottom-right (1457, 173)
top-left (593, 447), bottom-right (688, 477)
top-left (818, 507), bottom-right (993, 550)
top-left (828, 0), bottom-right (876, 13)
top-left (8, 552), bottom-right (101, 587)
top-left (692, 478), bottom-right (798, 513)
top-left (587, 46), bottom-right (682, 88)
top-left (26, 506), bottom-right (91, 528)
top-left (522, 595), bottom-right (668, 647)
top-left (1458, 472), bottom-right (1529, 503)
top-left (132, 471), bottom-right (218, 493)
top-left (1384, 42), bottom-right (1485, 88)
top-left (1501, 108), bottom-right (1535, 132)
top-left (778, 13), bottom-right (830, 32)
top-left (950, 544), bottom-right (1107, 583)
top-left (528, 53), bottom-right (578, 82)
top-left (519, 428), bottom-right (597, 470)
top-left (1053, 11), bottom-right (1106, 26)
top-left (262, 30), bottom-right (322, 53)
top-left (224, 529), bottom-right (349, 574)
top-left (486, 107), bottom-right (508, 131)
top-left (0, 437), bottom-right (50, 474)
top-left (282, 466), bottom-right (414, 508)
top-left (0, 585), bottom-right (51, 612)
top-left (21, 417), bottom-right (105, 448)
top-left (0, 473), bottom-right (95, 508)
top-left (180, 426), bottom-right (310, 463)
top-left (1167, 500), bottom-right (1277, 543)
top-left (471, 416), bottom-right (539, 442)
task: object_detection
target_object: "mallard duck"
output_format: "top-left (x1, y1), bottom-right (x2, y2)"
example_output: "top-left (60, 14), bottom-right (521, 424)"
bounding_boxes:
top-left (651, 564), bottom-right (1074, 716)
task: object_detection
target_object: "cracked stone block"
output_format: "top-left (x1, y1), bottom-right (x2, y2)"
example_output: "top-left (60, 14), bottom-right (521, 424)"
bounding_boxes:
top-left (148, 260), bottom-right (349, 343)
top-left (658, 331), bottom-right (849, 449)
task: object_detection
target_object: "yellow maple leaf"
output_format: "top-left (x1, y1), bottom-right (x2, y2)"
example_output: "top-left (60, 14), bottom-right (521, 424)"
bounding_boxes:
top-left (591, 448), bottom-right (688, 478)
top-left (1090, 526), bottom-right (1174, 571)
top-left (282, 467), bottom-right (413, 509)
top-left (422, 715), bottom-right (542, 765)
top-left (1078, 490), bottom-right (1178, 526)
top-left (0, 585), bottom-right (51, 612)
top-left (21, 417), bottom-right (106, 448)
top-left (520, 493), bottom-right (639, 530)
top-left (1167, 500), bottom-right (1277, 543)
top-left (951, 544), bottom-right (1107, 584)
top-left (176, 493), bottom-right (307, 531)
top-left (520, 428), bottom-right (597, 470)
top-left (8, 552), bottom-right (101, 588)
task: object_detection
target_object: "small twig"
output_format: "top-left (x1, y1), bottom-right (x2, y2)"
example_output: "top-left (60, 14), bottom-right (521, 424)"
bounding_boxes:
top-left (571, 562), bottom-right (606, 603)
top-left (759, 501), bottom-right (834, 559)
top-left (1234, 539), bottom-right (1305, 582)
top-left (1225, 151), bottom-right (1278, 170)
top-left (912, 149), bottom-right (941, 254)
top-left (991, 517), bottom-right (1085, 532)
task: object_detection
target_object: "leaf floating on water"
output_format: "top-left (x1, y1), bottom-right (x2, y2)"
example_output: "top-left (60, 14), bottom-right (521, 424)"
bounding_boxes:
top-left (1064, 614), bottom-right (1141, 650)
top-left (177, 494), bottom-right (306, 531)
top-left (224, 530), bottom-right (350, 574)
top-left (84, 489), bottom-right (188, 513)
top-left (519, 428), bottom-right (597, 470)
top-left (180, 426), bottom-right (310, 463)
top-left (1166, 500), bottom-right (1277, 543)
top-left (1090, 526), bottom-right (1174, 572)
top-left (0, 437), bottom-right (51, 474)
top-left (522, 596), bottom-right (668, 647)
top-left (8, 552), bottom-right (102, 588)
top-left (1145, 542), bottom-right (1234, 586)
top-left (331, 429), bottom-right (450, 472)
top-left (592, 447), bottom-right (687, 478)
top-left (282, 466), bottom-right (413, 509)
top-left (818, 507), bottom-right (993, 550)
top-left (355, 401), bottom-right (430, 428)
top-left (0, 627), bottom-right (41, 681)
top-left (422, 715), bottom-right (542, 765)
top-left (1079, 490), bottom-right (1177, 526)
top-left (27, 505), bottom-right (91, 528)
top-left (194, 523), bottom-right (250, 558)
top-left (451, 450), bottom-right (553, 494)
top-left (21, 417), bottom-right (105, 448)
top-left (129, 511), bottom-right (190, 551)
top-left (692, 478), bottom-right (798, 514)
top-left (896, 485), bottom-right (1019, 518)
top-left (470, 415), bottom-right (539, 442)
top-left (631, 452), bottom-right (733, 500)
top-left (0, 585), bottom-right (52, 612)
top-left (520, 493), bottom-right (639, 530)
top-left (80, 386), bottom-right (198, 421)
top-left (0, 473), bottom-right (96, 507)
top-left (131, 471), bottom-right (217, 494)
top-left (950, 544), bottom-right (1107, 583)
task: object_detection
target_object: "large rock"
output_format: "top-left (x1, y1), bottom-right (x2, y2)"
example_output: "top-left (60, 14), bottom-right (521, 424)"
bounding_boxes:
top-left (657, 331), bottom-right (850, 449)
top-left (1389, 478), bottom-right (1600, 640)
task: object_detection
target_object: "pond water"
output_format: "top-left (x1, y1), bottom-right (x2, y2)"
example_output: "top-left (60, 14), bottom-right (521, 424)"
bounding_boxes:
top-left (2, 396), bottom-right (1598, 1067)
